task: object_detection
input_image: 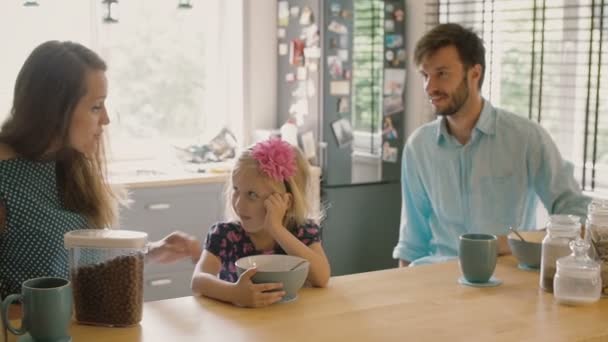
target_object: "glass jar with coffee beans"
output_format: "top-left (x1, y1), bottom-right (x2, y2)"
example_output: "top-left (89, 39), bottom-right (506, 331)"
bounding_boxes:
top-left (64, 229), bottom-right (148, 327)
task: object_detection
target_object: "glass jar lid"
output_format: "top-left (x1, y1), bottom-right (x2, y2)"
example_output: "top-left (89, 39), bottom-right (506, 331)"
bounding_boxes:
top-left (64, 229), bottom-right (148, 249)
top-left (588, 199), bottom-right (608, 226)
top-left (556, 238), bottom-right (600, 278)
top-left (546, 214), bottom-right (581, 235)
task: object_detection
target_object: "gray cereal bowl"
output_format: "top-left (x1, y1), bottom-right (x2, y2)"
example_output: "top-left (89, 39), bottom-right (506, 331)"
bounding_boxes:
top-left (507, 230), bottom-right (546, 270)
top-left (235, 255), bottom-right (310, 302)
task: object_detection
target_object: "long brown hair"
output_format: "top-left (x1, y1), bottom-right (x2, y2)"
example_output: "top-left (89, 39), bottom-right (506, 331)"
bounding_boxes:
top-left (0, 41), bottom-right (122, 228)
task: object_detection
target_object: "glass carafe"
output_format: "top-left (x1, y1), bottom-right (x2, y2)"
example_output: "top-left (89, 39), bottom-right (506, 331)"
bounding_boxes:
top-left (540, 215), bottom-right (581, 292)
top-left (553, 238), bottom-right (601, 305)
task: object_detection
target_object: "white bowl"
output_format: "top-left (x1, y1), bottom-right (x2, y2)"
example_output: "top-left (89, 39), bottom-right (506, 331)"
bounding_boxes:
top-left (235, 255), bottom-right (310, 301)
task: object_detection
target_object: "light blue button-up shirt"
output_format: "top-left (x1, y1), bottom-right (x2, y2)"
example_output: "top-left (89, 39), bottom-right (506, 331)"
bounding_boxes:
top-left (392, 100), bottom-right (591, 265)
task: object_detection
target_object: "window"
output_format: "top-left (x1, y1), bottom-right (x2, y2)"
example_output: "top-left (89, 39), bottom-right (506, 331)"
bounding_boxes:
top-left (426, 0), bottom-right (608, 193)
top-left (0, 0), bottom-right (242, 169)
top-left (352, 0), bottom-right (385, 154)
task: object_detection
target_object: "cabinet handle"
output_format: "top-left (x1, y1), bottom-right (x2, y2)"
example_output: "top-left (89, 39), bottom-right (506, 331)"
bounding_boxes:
top-left (148, 278), bottom-right (173, 287)
top-left (145, 203), bottom-right (171, 211)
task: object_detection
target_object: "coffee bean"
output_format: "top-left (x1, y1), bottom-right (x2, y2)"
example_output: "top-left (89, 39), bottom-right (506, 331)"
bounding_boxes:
top-left (71, 254), bottom-right (144, 326)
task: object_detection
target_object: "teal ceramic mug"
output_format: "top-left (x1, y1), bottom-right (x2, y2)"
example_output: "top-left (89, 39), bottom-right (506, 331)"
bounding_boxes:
top-left (1, 277), bottom-right (72, 341)
top-left (459, 233), bottom-right (498, 283)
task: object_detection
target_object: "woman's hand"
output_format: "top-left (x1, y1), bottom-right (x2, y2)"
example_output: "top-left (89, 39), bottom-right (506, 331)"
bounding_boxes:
top-left (232, 268), bottom-right (285, 308)
top-left (263, 193), bottom-right (291, 235)
top-left (147, 231), bottom-right (201, 264)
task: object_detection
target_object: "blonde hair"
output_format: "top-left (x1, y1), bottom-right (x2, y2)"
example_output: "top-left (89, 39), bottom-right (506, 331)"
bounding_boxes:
top-left (225, 143), bottom-right (322, 230)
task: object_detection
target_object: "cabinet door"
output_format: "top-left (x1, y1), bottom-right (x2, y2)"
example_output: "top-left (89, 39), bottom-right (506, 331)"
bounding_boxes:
top-left (322, 182), bottom-right (400, 276)
top-left (120, 183), bottom-right (225, 275)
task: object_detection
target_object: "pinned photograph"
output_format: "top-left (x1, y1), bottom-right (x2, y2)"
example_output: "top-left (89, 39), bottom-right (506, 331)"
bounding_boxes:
top-left (383, 117), bottom-right (398, 140)
top-left (330, 81), bottom-right (350, 95)
top-left (385, 50), bottom-right (394, 61)
top-left (285, 73), bottom-right (296, 82)
top-left (327, 55), bottom-right (343, 79)
top-left (301, 130), bottom-right (317, 160)
top-left (328, 21), bottom-right (348, 34)
top-left (290, 6), bottom-right (300, 18)
top-left (384, 94), bottom-right (404, 116)
top-left (340, 9), bottom-right (352, 19)
top-left (337, 97), bottom-right (349, 113)
top-left (396, 49), bottom-right (406, 63)
top-left (393, 8), bottom-right (405, 22)
top-left (338, 49), bottom-right (349, 61)
top-left (304, 47), bottom-right (321, 59)
top-left (300, 6), bottom-right (313, 25)
top-left (384, 68), bottom-right (406, 95)
top-left (278, 1), bottom-right (289, 26)
top-left (279, 43), bottom-right (288, 56)
top-left (382, 142), bottom-right (398, 163)
top-left (385, 19), bottom-right (395, 32)
top-left (331, 118), bottom-right (354, 148)
top-left (330, 2), bottom-right (341, 17)
top-left (330, 37), bottom-right (338, 49)
top-left (343, 69), bottom-right (351, 80)
top-left (385, 34), bottom-right (404, 48)
top-left (303, 24), bottom-right (320, 46)
top-left (297, 67), bottom-right (308, 81)
top-left (339, 35), bottom-right (349, 48)
top-left (278, 28), bottom-right (286, 39)
top-left (290, 39), bottom-right (305, 66)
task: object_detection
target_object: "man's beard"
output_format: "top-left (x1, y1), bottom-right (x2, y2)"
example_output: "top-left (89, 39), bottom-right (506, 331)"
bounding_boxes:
top-left (433, 76), bottom-right (469, 117)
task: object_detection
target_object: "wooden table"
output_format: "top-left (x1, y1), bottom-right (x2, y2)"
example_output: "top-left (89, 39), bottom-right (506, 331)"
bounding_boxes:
top-left (7, 257), bottom-right (608, 341)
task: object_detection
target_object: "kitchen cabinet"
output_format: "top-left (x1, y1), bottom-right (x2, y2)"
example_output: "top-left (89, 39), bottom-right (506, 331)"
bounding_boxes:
top-left (119, 181), bottom-right (225, 301)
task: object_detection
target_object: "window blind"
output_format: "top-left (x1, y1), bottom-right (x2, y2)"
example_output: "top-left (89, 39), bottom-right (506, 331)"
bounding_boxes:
top-left (426, 0), bottom-right (608, 193)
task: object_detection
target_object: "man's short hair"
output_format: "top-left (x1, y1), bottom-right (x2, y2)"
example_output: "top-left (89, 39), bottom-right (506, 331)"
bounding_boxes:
top-left (414, 23), bottom-right (486, 89)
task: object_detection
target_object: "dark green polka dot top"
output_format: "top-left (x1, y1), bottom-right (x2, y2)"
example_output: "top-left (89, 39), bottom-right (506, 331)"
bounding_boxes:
top-left (0, 158), bottom-right (87, 298)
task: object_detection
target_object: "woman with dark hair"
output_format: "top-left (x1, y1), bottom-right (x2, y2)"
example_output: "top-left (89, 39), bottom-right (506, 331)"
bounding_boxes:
top-left (0, 40), bottom-right (201, 299)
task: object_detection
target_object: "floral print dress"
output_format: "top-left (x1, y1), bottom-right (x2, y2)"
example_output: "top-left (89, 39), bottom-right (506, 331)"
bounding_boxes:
top-left (204, 220), bottom-right (321, 282)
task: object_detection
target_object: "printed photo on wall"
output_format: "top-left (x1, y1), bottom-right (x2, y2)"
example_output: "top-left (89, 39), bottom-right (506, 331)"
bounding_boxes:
top-left (330, 2), bottom-right (341, 17)
top-left (327, 55), bottom-right (343, 79)
top-left (382, 116), bottom-right (398, 140)
top-left (328, 21), bottom-right (348, 34)
top-left (385, 19), bottom-right (395, 32)
top-left (290, 39), bottom-right (305, 66)
top-left (382, 142), bottom-right (398, 163)
top-left (300, 6), bottom-right (314, 25)
top-left (385, 34), bottom-right (404, 48)
top-left (290, 6), bottom-right (300, 18)
top-left (384, 94), bottom-right (404, 116)
top-left (393, 8), bottom-right (405, 22)
top-left (331, 117), bottom-right (354, 148)
top-left (337, 97), bottom-right (349, 113)
top-left (384, 68), bottom-right (406, 95)
top-left (278, 1), bottom-right (289, 26)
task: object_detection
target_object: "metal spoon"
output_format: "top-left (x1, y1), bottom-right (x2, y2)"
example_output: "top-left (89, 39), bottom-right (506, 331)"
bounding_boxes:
top-left (509, 226), bottom-right (527, 243)
top-left (289, 260), bottom-right (307, 271)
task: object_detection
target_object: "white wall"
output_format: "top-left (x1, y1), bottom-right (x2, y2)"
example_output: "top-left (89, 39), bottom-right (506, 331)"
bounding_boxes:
top-left (243, 0), bottom-right (278, 145)
top-left (404, 0), bottom-right (434, 136)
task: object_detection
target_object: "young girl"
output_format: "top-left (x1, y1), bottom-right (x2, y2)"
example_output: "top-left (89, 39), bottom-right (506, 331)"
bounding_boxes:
top-left (191, 138), bottom-right (330, 307)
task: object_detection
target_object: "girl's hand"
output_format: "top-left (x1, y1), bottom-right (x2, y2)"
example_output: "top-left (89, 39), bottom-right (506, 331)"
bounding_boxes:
top-left (233, 268), bottom-right (286, 308)
top-left (263, 193), bottom-right (291, 234)
top-left (147, 231), bottom-right (201, 264)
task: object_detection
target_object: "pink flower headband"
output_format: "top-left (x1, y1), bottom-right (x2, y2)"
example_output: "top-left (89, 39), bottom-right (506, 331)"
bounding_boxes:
top-left (251, 138), bottom-right (297, 182)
